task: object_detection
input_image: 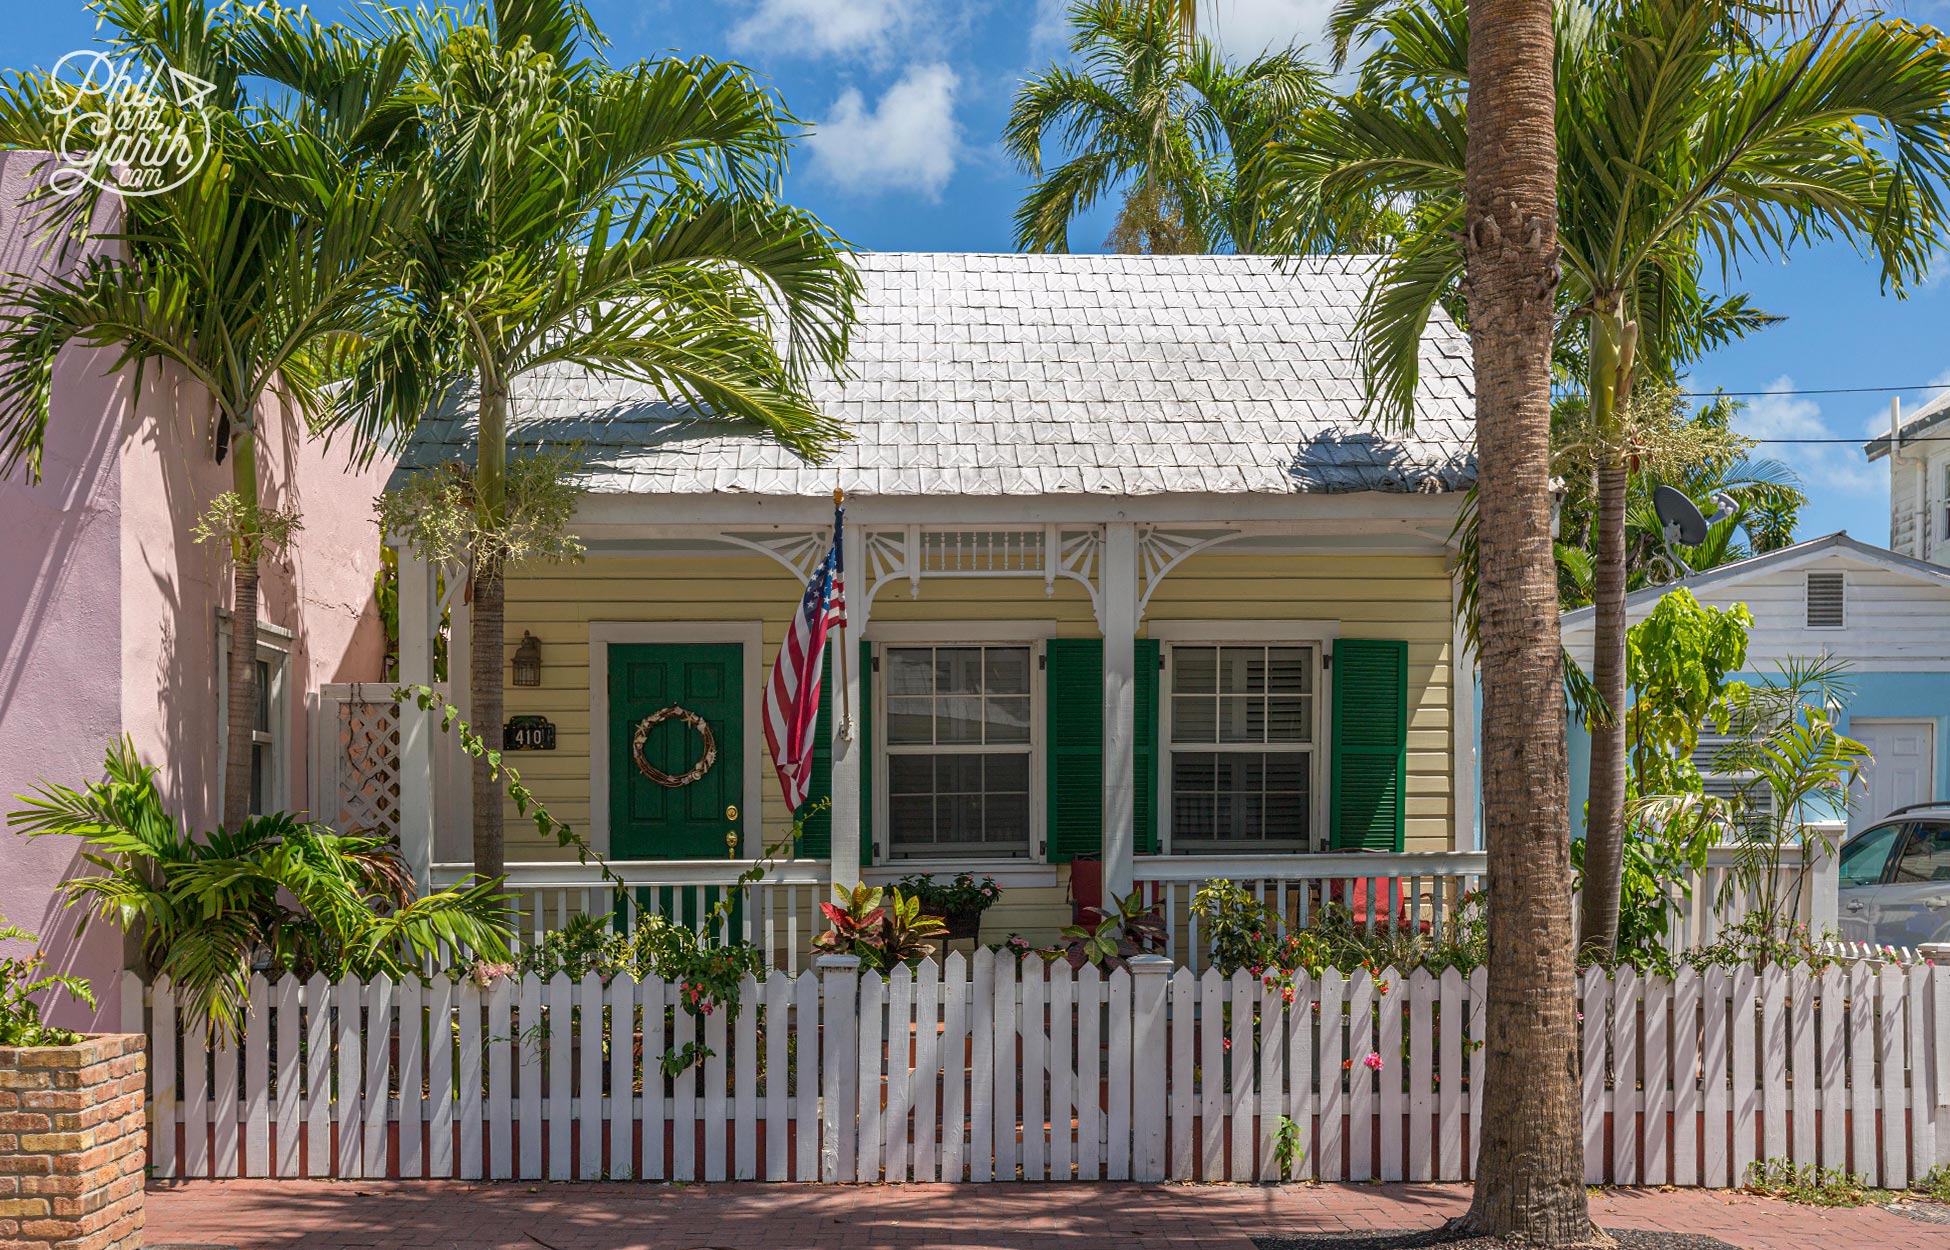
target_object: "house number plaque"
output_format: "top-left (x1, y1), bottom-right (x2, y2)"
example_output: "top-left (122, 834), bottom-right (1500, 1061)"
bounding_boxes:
top-left (503, 715), bottom-right (557, 751)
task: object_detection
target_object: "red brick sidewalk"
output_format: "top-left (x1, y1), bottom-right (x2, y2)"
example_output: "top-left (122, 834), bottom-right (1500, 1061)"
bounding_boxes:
top-left (143, 1180), bottom-right (1949, 1250)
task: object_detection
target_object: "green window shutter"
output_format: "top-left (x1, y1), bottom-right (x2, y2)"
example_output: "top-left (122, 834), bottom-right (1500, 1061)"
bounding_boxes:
top-left (1133, 638), bottom-right (1160, 856)
top-left (1330, 638), bottom-right (1409, 852)
top-left (859, 638), bottom-right (873, 868)
top-left (794, 651), bottom-right (834, 858)
top-left (1044, 638), bottom-right (1103, 863)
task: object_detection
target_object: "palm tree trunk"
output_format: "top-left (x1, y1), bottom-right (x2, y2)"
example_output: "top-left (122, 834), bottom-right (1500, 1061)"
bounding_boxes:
top-left (1457, 0), bottom-right (1597, 1241)
top-left (221, 430), bottom-right (261, 832)
top-left (1580, 458), bottom-right (1629, 955)
top-left (470, 376), bottom-right (508, 883)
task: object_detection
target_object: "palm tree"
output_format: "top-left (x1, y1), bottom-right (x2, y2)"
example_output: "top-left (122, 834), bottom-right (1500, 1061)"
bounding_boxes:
top-left (1283, 0), bottom-right (1950, 956)
top-left (1456, 0), bottom-right (1592, 1237)
top-left (1006, 0), bottom-right (1333, 254)
top-left (0, 0), bottom-right (421, 833)
top-left (321, 1), bottom-right (859, 883)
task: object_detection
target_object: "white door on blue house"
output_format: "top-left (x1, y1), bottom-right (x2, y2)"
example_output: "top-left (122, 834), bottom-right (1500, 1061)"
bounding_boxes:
top-left (1849, 719), bottom-right (1936, 833)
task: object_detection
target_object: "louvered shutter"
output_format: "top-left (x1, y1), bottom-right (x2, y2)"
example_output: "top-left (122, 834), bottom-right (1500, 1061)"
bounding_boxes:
top-left (1045, 638), bottom-right (1103, 862)
top-left (1330, 638), bottom-right (1408, 852)
top-left (1134, 638), bottom-right (1160, 856)
top-left (794, 652), bottom-right (834, 858)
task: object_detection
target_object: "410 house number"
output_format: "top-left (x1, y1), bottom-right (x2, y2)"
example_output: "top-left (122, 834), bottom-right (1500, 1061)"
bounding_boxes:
top-left (503, 715), bottom-right (557, 751)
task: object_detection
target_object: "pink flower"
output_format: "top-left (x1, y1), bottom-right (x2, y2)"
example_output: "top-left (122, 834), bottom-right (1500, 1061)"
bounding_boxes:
top-left (1363, 1051), bottom-right (1384, 1072)
top-left (1222, 1038), bottom-right (1233, 1052)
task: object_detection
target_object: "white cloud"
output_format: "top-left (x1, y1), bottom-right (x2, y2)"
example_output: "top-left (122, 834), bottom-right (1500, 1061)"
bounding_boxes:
top-left (1198, 0), bottom-right (1344, 59)
top-left (805, 64), bottom-right (961, 199)
top-left (727, 0), bottom-right (919, 62)
top-left (1734, 376), bottom-right (1885, 497)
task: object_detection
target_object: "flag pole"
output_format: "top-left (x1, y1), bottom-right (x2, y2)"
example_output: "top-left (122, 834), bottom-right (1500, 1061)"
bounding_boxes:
top-left (834, 485), bottom-right (853, 740)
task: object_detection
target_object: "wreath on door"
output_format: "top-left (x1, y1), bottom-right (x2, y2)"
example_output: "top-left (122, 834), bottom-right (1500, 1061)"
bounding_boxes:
top-left (630, 705), bottom-right (718, 788)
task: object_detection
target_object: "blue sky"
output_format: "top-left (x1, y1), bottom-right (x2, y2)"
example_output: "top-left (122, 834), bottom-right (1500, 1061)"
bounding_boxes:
top-left (10, 0), bottom-right (1949, 546)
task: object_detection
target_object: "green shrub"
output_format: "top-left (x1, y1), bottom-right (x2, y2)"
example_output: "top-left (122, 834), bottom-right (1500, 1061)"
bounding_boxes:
top-left (0, 916), bottom-right (93, 1047)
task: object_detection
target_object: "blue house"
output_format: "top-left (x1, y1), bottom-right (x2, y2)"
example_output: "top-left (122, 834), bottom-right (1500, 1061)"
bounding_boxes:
top-left (1560, 532), bottom-right (1950, 840)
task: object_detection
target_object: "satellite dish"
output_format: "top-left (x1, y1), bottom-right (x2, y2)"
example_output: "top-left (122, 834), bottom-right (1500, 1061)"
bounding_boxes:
top-left (1654, 485), bottom-right (1710, 546)
top-left (1653, 487), bottom-right (1742, 576)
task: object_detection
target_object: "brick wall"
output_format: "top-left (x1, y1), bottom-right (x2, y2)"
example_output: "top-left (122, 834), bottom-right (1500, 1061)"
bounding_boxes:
top-left (0, 1034), bottom-right (145, 1250)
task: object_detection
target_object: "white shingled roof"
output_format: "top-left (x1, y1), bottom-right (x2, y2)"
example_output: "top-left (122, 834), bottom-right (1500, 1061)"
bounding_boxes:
top-left (391, 251), bottom-right (1476, 498)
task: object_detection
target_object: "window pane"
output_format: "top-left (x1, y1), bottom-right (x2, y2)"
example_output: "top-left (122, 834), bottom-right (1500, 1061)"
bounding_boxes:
top-left (887, 698), bottom-right (933, 745)
top-left (986, 792), bottom-right (1029, 842)
top-left (936, 696), bottom-right (984, 744)
top-left (889, 754), bottom-right (933, 795)
top-left (936, 753), bottom-right (984, 794)
top-left (985, 752), bottom-right (1030, 793)
top-left (1218, 695), bottom-right (1260, 744)
top-left (886, 648), bottom-right (933, 696)
top-left (249, 743), bottom-right (267, 816)
top-left (1894, 824), bottom-right (1950, 883)
top-left (941, 794), bottom-right (982, 844)
top-left (1266, 697), bottom-right (1311, 743)
top-left (254, 659), bottom-right (272, 732)
top-left (890, 795), bottom-right (933, 841)
top-left (988, 696), bottom-right (1032, 744)
top-left (1219, 647), bottom-right (1262, 694)
top-left (1839, 824), bottom-right (1904, 888)
top-left (935, 648), bottom-right (983, 694)
top-left (986, 647), bottom-right (1031, 695)
top-left (1172, 749), bottom-right (1310, 852)
top-left (1173, 647), bottom-right (1217, 694)
top-left (1267, 648), bottom-right (1311, 693)
top-left (1172, 696), bottom-right (1216, 743)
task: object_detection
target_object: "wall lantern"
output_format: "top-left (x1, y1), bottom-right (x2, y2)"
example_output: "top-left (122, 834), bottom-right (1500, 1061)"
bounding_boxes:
top-left (512, 631), bottom-right (543, 687)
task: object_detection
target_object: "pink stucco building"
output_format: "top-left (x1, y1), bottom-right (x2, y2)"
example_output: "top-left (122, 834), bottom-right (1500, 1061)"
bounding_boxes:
top-left (0, 151), bottom-right (395, 1029)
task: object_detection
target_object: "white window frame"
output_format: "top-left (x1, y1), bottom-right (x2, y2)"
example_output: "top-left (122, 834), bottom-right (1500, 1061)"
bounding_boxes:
top-left (1151, 620), bottom-right (1337, 855)
top-left (1937, 453), bottom-right (1950, 544)
top-left (216, 616), bottom-right (292, 817)
top-left (869, 621), bottom-right (1050, 867)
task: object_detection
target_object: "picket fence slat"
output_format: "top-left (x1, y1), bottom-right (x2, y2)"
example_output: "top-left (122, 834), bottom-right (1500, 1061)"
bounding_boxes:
top-left (274, 973), bottom-right (301, 1179)
top-left (136, 955), bottom-right (1948, 1187)
top-left (937, 956), bottom-right (965, 1181)
top-left (913, 957), bottom-right (941, 1182)
top-left (1848, 964), bottom-right (1876, 1184)
top-left (398, 976), bottom-right (424, 1180)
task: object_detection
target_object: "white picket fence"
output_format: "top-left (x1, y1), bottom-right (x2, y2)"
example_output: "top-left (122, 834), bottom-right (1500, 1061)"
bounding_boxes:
top-left (134, 955), bottom-right (1949, 1188)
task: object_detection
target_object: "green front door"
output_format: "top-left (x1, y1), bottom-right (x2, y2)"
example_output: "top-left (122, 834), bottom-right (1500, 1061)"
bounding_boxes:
top-left (608, 643), bottom-right (744, 860)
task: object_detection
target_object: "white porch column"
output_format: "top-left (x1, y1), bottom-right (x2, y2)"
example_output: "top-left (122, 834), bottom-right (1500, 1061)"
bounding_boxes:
top-left (827, 519), bottom-right (870, 890)
top-left (1102, 522), bottom-right (1139, 900)
top-left (1451, 579), bottom-right (1478, 851)
top-left (396, 545), bottom-right (437, 892)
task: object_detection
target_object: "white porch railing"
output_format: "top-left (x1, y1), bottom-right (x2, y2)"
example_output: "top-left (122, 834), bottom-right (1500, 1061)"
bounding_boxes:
top-left (431, 859), bottom-right (833, 974)
top-left (1134, 852), bottom-right (1488, 973)
top-left (1135, 831), bottom-right (1841, 975)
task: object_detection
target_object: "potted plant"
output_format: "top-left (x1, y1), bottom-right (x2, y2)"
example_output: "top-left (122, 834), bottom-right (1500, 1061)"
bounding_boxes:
top-left (895, 872), bottom-right (1002, 942)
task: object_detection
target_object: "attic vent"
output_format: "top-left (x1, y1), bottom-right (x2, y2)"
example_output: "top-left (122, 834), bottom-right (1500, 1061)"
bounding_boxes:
top-left (1806, 572), bottom-right (1845, 628)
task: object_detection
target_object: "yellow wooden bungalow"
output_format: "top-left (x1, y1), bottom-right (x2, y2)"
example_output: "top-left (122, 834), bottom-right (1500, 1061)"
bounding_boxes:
top-left (381, 252), bottom-right (1482, 966)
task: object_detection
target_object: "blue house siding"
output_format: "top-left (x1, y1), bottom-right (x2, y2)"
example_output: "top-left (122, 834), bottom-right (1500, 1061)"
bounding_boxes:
top-left (1564, 669), bottom-right (1950, 839)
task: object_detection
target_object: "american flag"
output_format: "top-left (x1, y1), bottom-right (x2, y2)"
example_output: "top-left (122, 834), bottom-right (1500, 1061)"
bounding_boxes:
top-left (763, 505), bottom-right (846, 811)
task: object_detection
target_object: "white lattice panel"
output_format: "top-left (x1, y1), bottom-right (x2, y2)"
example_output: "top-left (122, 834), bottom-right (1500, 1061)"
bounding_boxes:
top-left (319, 685), bottom-right (401, 836)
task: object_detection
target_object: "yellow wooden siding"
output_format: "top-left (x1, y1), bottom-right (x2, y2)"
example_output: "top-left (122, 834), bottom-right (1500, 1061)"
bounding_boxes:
top-left (496, 547), bottom-right (1460, 869)
top-left (1143, 552), bottom-right (1457, 851)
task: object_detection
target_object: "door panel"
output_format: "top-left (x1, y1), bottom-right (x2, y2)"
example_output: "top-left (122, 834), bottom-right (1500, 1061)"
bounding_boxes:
top-left (1849, 719), bottom-right (1935, 834)
top-left (609, 643), bottom-right (744, 861)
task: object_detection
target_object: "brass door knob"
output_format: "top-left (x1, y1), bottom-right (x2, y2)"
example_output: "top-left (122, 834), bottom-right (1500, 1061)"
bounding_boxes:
top-left (726, 829), bottom-right (740, 859)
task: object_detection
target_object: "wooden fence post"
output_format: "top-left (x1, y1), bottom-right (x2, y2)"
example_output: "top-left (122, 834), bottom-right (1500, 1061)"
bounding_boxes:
top-left (817, 954), bottom-right (860, 1183)
top-left (1129, 955), bottom-right (1171, 1182)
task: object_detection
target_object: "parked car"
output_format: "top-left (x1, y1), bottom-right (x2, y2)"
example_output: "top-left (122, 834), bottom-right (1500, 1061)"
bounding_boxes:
top-left (1836, 803), bottom-right (1950, 949)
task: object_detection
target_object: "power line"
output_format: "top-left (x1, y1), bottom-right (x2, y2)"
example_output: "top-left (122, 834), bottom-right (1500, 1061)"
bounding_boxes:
top-left (1679, 384), bottom-right (1950, 397)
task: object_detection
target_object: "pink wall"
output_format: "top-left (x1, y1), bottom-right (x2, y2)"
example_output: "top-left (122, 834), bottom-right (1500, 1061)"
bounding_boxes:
top-left (0, 152), bottom-right (131, 1031)
top-left (0, 153), bottom-right (395, 1029)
